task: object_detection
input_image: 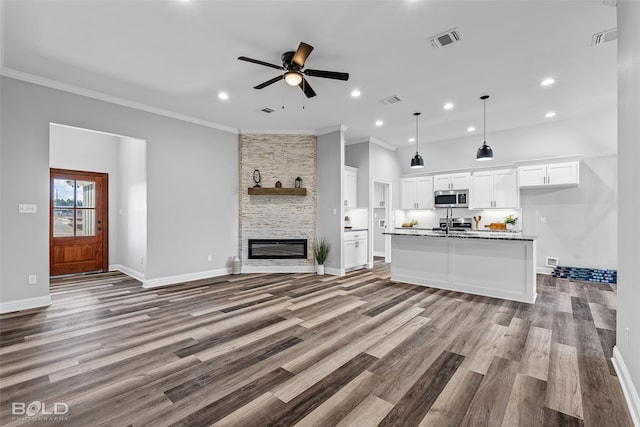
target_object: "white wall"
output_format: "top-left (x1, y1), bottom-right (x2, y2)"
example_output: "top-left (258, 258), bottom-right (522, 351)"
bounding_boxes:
top-left (0, 76), bottom-right (239, 310)
top-left (616, 1), bottom-right (640, 423)
top-left (49, 124), bottom-right (122, 266)
top-left (118, 136), bottom-right (147, 278)
top-left (345, 142), bottom-right (370, 209)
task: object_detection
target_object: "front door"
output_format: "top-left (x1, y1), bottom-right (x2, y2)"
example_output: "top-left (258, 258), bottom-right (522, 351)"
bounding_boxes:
top-left (50, 169), bottom-right (108, 276)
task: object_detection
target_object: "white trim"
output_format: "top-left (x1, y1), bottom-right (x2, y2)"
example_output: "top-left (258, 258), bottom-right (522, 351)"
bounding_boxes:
top-left (240, 265), bottom-right (314, 274)
top-left (317, 125), bottom-right (348, 135)
top-left (110, 264), bottom-right (145, 282)
top-left (373, 251), bottom-right (386, 257)
top-left (0, 295), bottom-right (52, 314)
top-left (324, 267), bottom-right (343, 276)
top-left (143, 268), bottom-right (231, 289)
top-left (537, 266), bottom-right (554, 275)
top-left (612, 346), bottom-right (640, 426)
top-left (345, 136), bottom-right (397, 152)
top-left (240, 129), bottom-right (316, 136)
top-left (1, 68), bottom-right (239, 134)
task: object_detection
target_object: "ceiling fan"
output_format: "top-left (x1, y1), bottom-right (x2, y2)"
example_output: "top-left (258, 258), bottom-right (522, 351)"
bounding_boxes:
top-left (238, 42), bottom-right (349, 98)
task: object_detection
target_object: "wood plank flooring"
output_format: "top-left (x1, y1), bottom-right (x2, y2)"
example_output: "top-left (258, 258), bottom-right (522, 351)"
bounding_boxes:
top-left (0, 262), bottom-right (633, 426)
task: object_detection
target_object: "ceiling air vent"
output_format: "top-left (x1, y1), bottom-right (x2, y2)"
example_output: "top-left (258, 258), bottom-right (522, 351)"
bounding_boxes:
top-left (259, 107), bottom-right (275, 114)
top-left (429, 28), bottom-right (462, 49)
top-left (381, 95), bottom-right (402, 105)
top-left (591, 28), bottom-right (617, 46)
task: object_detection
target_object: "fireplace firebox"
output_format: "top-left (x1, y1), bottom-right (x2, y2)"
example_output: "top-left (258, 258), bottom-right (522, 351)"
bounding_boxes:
top-left (248, 239), bottom-right (308, 259)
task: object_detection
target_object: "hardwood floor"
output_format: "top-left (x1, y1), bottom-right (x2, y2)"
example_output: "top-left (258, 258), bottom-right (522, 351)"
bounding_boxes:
top-left (0, 262), bottom-right (633, 426)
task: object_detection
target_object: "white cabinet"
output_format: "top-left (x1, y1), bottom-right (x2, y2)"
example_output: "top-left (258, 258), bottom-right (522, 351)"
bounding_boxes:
top-left (518, 161), bottom-right (579, 188)
top-left (374, 183), bottom-right (385, 208)
top-left (344, 231), bottom-right (368, 270)
top-left (344, 167), bottom-right (358, 208)
top-left (400, 176), bottom-right (433, 210)
top-left (433, 172), bottom-right (471, 191)
top-left (470, 168), bottom-right (518, 209)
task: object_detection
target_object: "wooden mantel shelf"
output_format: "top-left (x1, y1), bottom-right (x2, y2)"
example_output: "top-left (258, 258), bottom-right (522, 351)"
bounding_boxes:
top-left (247, 187), bottom-right (307, 196)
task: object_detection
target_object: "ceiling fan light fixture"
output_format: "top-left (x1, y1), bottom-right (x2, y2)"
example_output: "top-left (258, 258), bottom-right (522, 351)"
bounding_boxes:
top-left (476, 95), bottom-right (494, 161)
top-left (284, 70), bottom-right (303, 86)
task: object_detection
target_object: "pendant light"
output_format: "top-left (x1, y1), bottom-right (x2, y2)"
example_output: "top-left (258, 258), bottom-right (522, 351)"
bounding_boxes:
top-left (476, 95), bottom-right (494, 161)
top-left (410, 112), bottom-right (424, 168)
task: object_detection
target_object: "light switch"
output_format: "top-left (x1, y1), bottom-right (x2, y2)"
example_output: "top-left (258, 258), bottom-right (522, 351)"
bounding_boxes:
top-left (19, 204), bottom-right (37, 214)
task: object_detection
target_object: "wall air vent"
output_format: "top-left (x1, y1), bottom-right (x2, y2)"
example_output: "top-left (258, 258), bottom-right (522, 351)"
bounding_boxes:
top-left (429, 28), bottom-right (462, 49)
top-left (381, 95), bottom-right (402, 105)
top-left (259, 107), bottom-right (275, 114)
top-left (591, 28), bottom-right (617, 46)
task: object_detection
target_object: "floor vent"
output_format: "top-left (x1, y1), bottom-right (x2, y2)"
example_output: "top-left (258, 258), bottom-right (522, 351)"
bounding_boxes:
top-left (591, 28), bottom-right (617, 46)
top-left (429, 28), bottom-right (462, 49)
top-left (381, 95), bottom-right (402, 105)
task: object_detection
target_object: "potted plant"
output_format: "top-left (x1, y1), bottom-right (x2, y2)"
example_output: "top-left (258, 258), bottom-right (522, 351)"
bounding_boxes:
top-left (313, 238), bottom-right (330, 275)
top-left (504, 214), bottom-right (518, 230)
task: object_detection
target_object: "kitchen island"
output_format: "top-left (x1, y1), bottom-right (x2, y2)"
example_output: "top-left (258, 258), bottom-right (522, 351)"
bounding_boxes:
top-left (384, 229), bottom-right (537, 303)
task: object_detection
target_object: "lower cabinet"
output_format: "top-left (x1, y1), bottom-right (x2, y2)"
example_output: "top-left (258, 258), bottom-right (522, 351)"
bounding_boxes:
top-left (344, 231), bottom-right (368, 270)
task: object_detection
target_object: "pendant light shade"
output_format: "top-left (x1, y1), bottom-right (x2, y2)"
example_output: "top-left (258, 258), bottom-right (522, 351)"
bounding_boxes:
top-left (476, 95), bottom-right (494, 161)
top-left (410, 112), bottom-right (424, 169)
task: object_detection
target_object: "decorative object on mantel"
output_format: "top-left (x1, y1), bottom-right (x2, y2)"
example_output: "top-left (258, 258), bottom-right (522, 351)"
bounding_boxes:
top-left (253, 169), bottom-right (262, 187)
top-left (476, 95), bottom-right (494, 161)
top-left (275, 181), bottom-right (282, 188)
top-left (313, 238), bottom-right (330, 275)
top-left (504, 214), bottom-right (518, 230)
top-left (410, 112), bottom-right (425, 169)
top-left (247, 187), bottom-right (307, 196)
top-left (295, 177), bottom-right (302, 188)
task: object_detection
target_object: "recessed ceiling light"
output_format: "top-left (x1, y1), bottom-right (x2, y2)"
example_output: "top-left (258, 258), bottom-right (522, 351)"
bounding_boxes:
top-left (375, 120), bottom-right (383, 127)
top-left (540, 78), bottom-right (555, 87)
top-left (351, 89), bottom-right (361, 98)
top-left (545, 111), bottom-right (556, 118)
top-left (218, 92), bottom-right (229, 100)
top-left (409, 137), bottom-right (415, 143)
top-left (443, 102), bottom-right (454, 110)
top-left (467, 126), bottom-right (476, 132)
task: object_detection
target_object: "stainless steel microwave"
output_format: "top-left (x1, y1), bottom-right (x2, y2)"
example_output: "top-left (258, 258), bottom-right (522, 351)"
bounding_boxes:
top-left (434, 190), bottom-right (469, 208)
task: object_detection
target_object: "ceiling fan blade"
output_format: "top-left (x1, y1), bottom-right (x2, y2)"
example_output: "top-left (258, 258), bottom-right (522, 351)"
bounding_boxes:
top-left (238, 56), bottom-right (284, 70)
top-left (299, 78), bottom-right (317, 98)
top-left (292, 42), bottom-right (314, 68)
top-left (254, 75), bottom-right (283, 89)
top-left (304, 69), bottom-right (349, 81)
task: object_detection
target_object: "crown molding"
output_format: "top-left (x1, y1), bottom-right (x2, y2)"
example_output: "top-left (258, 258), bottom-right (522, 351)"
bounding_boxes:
top-left (316, 125), bottom-right (348, 135)
top-left (346, 136), bottom-right (397, 152)
top-left (240, 129), bottom-right (316, 135)
top-left (0, 68), bottom-right (240, 134)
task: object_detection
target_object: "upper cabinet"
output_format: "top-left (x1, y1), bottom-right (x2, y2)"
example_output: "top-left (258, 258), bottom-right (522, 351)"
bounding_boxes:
top-left (470, 168), bottom-right (518, 209)
top-left (518, 161), bottom-right (580, 188)
top-left (344, 167), bottom-right (358, 208)
top-left (401, 176), bottom-right (433, 210)
top-left (433, 172), bottom-right (471, 191)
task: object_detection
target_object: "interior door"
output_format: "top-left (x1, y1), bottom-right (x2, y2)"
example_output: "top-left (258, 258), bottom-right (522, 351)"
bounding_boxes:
top-left (50, 169), bottom-right (108, 276)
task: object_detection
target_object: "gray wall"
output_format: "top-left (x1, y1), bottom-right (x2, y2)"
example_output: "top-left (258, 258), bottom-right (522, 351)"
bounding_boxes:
top-left (345, 142), bottom-right (370, 208)
top-left (617, 0), bottom-right (640, 416)
top-left (316, 129), bottom-right (344, 272)
top-left (0, 76), bottom-right (238, 308)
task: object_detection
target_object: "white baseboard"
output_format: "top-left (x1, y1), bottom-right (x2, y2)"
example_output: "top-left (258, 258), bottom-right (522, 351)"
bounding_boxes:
top-left (110, 264), bottom-right (145, 281)
top-left (537, 266), bottom-right (554, 275)
top-left (612, 346), bottom-right (640, 426)
top-left (324, 267), bottom-right (343, 276)
top-left (373, 251), bottom-right (385, 257)
top-left (0, 295), bottom-right (52, 314)
top-left (240, 266), bottom-right (315, 274)
top-left (143, 267), bottom-right (231, 289)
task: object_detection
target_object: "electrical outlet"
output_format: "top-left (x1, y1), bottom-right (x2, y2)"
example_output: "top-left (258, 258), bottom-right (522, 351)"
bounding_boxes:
top-left (19, 204), bottom-right (38, 214)
top-left (28, 274), bottom-right (37, 285)
top-left (626, 327), bottom-right (631, 346)
top-left (540, 216), bottom-right (546, 223)
top-left (207, 255), bottom-right (213, 262)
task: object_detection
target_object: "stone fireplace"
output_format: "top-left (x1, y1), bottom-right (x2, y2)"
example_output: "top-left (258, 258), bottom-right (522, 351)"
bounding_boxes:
top-left (239, 133), bottom-right (317, 272)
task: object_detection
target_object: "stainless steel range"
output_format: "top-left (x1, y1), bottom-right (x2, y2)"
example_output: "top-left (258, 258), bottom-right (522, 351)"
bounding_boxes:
top-left (433, 217), bottom-right (473, 232)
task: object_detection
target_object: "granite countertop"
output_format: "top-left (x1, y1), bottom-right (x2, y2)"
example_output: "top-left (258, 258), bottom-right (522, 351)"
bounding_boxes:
top-left (385, 229), bottom-right (536, 241)
top-left (345, 228), bottom-right (368, 232)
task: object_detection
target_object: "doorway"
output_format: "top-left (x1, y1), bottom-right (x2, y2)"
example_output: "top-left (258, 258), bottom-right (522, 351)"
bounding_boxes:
top-left (50, 169), bottom-right (108, 276)
top-left (372, 179), bottom-right (391, 262)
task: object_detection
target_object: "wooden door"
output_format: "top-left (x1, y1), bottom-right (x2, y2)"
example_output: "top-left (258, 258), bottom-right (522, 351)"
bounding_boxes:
top-left (50, 169), bottom-right (108, 276)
